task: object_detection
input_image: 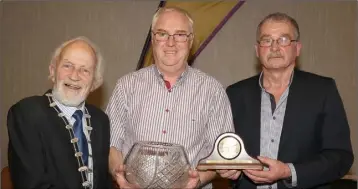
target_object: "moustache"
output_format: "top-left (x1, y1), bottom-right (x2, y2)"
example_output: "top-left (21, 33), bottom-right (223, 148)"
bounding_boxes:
top-left (268, 53), bottom-right (283, 59)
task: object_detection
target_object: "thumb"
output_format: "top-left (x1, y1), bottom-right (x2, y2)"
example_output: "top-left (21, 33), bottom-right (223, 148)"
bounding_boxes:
top-left (116, 172), bottom-right (127, 183)
top-left (188, 169), bottom-right (199, 178)
top-left (257, 156), bottom-right (274, 166)
top-left (113, 164), bottom-right (125, 177)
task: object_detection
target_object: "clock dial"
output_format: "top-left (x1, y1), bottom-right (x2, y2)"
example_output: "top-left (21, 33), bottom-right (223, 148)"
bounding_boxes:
top-left (217, 136), bottom-right (241, 160)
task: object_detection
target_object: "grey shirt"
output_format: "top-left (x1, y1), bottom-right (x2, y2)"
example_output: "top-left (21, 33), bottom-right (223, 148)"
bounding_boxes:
top-left (258, 72), bottom-right (297, 189)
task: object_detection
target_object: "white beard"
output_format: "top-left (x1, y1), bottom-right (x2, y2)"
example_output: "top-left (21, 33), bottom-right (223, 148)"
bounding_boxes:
top-left (52, 81), bottom-right (87, 107)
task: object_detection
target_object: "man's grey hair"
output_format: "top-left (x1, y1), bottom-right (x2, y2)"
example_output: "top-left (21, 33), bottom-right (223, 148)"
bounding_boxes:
top-left (49, 36), bottom-right (104, 90)
top-left (151, 6), bottom-right (194, 33)
top-left (256, 12), bottom-right (300, 41)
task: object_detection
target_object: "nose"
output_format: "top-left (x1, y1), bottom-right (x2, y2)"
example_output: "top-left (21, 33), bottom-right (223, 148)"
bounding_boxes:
top-left (166, 35), bottom-right (175, 46)
top-left (69, 69), bottom-right (80, 81)
top-left (270, 40), bottom-right (279, 51)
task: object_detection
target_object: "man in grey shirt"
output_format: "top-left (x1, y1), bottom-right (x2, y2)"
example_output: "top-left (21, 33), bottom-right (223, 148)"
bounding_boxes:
top-left (219, 12), bottom-right (353, 189)
top-left (107, 7), bottom-right (234, 189)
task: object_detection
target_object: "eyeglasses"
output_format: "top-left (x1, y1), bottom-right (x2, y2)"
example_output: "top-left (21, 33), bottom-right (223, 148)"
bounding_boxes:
top-left (152, 31), bottom-right (192, 42)
top-left (257, 36), bottom-right (297, 47)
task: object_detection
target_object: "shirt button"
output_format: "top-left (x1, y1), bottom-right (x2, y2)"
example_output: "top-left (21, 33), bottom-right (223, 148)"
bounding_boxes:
top-left (268, 186), bottom-right (272, 189)
top-left (162, 130), bottom-right (167, 134)
top-left (271, 139), bottom-right (274, 142)
top-left (273, 116), bottom-right (276, 120)
top-left (165, 109), bottom-right (169, 112)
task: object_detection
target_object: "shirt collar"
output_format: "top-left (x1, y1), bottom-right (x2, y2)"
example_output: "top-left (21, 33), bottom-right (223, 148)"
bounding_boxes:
top-left (52, 94), bottom-right (85, 120)
top-left (259, 70), bottom-right (294, 90)
top-left (153, 64), bottom-right (190, 84)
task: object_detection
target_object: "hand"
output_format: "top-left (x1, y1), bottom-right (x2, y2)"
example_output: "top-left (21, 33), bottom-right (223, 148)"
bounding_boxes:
top-left (112, 164), bottom-right (140, 189)
top-left (243, 156), bottom-right (291, 184)
top-left (217, 169), bottom-right (241, 180)
top-left (183, 169), bottom-right (201, 189)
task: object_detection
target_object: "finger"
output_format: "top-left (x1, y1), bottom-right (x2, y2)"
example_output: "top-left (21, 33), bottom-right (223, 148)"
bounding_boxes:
top-left (185, 178), bottom-right (198, 189)
top-left (217, 169), bottom-right (228, 174)
top-left (188, 169), bottom-right (200, 178)
top-left (244, 170), bottom-right (270, 184)
top-left (244, 169), bottom-right (271, 179)
top-left (257, 156), bottom-right (275, 167)
top-left (185, 169), bottom-right (201, 189)
top-left (228, 171), bottom-right (241, 180)
top-left (224, 170), bottom-right (239, 178)
top-left (217, 170), bottom-right (236, 178)
top-left (115, 172), bottom-right (128, 186)
top-left (116, 172), bottom-right (141, 189)
top-left (244, 169), bottom-right (261, 176)
top-left (185, 176), bottom-right (200, 189)
top-left (113, 164), bottom-right (126, 177)
top-left (244, 171), bottom-right (262, 183)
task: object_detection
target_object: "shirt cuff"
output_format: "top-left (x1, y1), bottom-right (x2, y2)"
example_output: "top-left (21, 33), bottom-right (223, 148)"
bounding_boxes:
top-left (283, 163), bottom-right (297, 188)
top-left (110, 138), bottom-right (123, 151)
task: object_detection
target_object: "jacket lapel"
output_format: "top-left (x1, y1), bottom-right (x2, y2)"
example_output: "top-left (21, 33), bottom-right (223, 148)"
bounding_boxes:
top-left (278, 70), bottom-right (305, 158)
top-left (238, 75), bottom-right (261, 158)
top-left (250, 76), bottom-right (262, 157)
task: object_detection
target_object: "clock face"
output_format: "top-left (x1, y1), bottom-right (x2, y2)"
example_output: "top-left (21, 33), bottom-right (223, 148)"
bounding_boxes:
top-left (217, 136), bottom-right (241, 160)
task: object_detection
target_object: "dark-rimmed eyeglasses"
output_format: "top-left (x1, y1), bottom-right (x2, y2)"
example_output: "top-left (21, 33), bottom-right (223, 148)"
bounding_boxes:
top-left (257, 36), bottom-right (297, 47)
top-left (152, 31), bottom-right (192, 42)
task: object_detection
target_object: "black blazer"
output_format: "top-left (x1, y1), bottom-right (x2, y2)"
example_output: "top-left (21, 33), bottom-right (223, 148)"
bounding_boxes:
top-left (226, 70), bottom-right (353, 189)
top-left (7, 91), bottom-right (113, 189)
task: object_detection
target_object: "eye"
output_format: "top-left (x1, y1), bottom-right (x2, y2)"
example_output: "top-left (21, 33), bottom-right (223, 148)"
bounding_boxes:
top-left (62, 63), bottom-right (73, 69)
top-left (259, 38), bottom-right (272, 45)
top-left (261, 38), bottom-right (271, 43)
top-left (81, 68), bottom-right (91, 75)
top-left (157, 32), bottom-right (168, 37)
top-left (279, 36), bottom-right (288, 41)
top-left (176, 33), bottom-right (187, 37)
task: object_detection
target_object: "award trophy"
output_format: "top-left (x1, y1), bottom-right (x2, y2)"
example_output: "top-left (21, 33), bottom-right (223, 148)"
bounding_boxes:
top-left (197, 132), bottom-right (263, 170)
top-left (124, 141), bottom-right (190, 189)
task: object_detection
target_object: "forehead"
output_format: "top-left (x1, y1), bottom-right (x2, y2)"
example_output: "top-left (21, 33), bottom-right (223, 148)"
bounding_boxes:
top-left (260, 20), bottom-right (295, 38)
top-left (60, 41), bottom-right (96, 66)
top-left (153, 10), bottom-right (191, 32)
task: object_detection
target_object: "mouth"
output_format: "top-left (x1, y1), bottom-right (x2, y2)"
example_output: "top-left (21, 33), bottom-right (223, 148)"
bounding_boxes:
top-left (64, 83), bottom-right (82, 90)
top-left (269, 56), bottom-right (283, 60)
top-left (164, 50), bottom-right (177, 55)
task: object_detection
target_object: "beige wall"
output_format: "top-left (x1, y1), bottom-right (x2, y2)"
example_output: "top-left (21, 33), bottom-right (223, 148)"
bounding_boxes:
top-left (1, 1), bottom-right (356, 175)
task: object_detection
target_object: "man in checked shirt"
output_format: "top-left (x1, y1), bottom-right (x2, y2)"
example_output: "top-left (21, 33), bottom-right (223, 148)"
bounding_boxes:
top-left (106, 7), bottom-right (234, 189)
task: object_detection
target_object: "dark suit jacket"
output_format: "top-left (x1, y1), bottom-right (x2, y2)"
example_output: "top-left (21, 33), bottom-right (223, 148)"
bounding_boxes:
top-left (7, 91), bottom-right (113, 189)
top-left (226, 70), bottom-right (353, 189)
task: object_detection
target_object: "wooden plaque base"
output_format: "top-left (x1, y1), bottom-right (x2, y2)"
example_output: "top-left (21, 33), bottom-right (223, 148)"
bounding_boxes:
top-left (197, 162), bottom-right (263, 170)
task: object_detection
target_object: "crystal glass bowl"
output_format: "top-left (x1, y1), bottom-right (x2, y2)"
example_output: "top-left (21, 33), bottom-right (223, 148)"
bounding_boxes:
top-left (124, 141), bottom-right (190, 189)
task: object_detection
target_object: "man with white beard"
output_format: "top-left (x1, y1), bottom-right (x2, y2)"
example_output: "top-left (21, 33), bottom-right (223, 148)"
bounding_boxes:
top-left (7, 37), bottom-right (113, 189)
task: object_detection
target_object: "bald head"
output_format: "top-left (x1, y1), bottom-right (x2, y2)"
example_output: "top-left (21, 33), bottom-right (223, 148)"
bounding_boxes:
top-left (152, 7), bottom-right (194, 33)
top-left (59, 40), bottom-right (97, 66)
